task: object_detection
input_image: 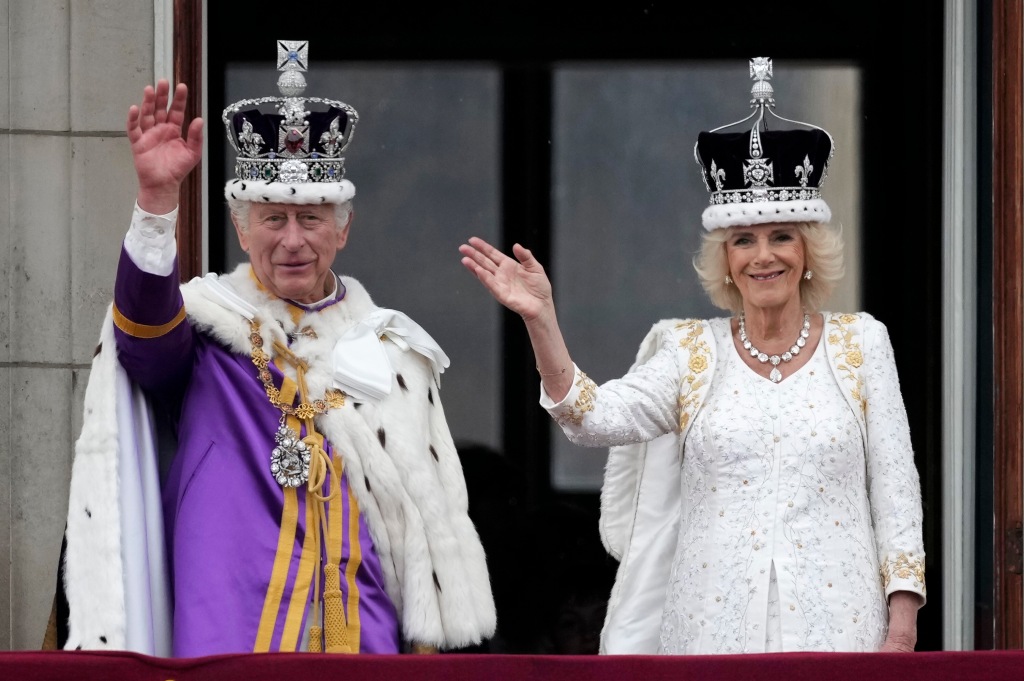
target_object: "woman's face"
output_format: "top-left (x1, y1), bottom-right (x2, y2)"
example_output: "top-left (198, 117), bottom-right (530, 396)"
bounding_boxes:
top-left (724, 223), bottom-right (806, 313)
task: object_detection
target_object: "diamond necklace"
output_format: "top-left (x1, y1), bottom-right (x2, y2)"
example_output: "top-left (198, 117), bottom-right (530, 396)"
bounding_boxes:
top-left (738, 312), bottom-right (811, 383)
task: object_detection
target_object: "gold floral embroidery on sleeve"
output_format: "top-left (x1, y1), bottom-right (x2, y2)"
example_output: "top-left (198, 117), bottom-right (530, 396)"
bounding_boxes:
top-left (675, 320), bottom-right (712, 432)
top-left (879, 553), bottom-right (926, 593)
top-left (558, 372), bottom-right (598, 426)
top-left (827, 313), bottom-right (867, 416)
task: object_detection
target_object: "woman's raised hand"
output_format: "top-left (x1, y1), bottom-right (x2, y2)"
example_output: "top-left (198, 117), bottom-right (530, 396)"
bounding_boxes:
top-left (126, 79), bottom-right (204, 215)
top-left (461, 236), bottom-right (573, 400)
top-left (459, 237), bottom-right (554, 323)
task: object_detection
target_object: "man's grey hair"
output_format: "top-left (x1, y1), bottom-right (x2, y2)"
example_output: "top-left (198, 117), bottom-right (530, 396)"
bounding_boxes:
top-left (228, 199), bottom-right (353, 232)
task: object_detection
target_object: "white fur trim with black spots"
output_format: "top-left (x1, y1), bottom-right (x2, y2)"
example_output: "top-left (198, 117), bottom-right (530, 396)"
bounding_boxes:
top-left (224, 178), bottom-right (355, 205)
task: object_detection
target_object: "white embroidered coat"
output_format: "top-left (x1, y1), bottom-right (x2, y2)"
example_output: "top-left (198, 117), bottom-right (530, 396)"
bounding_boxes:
top-left (541, 313), bottom-right (926, 655)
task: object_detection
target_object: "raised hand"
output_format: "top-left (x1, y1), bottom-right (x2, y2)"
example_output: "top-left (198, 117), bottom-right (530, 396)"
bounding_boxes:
top-left (460, 236), bottom-right (573, 399)
top-left (459, 237), bottom-right (554, 323)
top-left (126, 80), bottom-right (204, 214)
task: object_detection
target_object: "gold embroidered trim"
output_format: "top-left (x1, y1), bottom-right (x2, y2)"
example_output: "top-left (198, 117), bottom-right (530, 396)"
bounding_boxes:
top-left (676, 320), bottom-right (712, 431)
top-left (560, 372), bottom-right (597, 426)
top-left (826, 313), bottom-right (866, 416)
top-left (880, 553), bottom-right (926, 592)
top-left (112, 302), bottom-right (186, 339)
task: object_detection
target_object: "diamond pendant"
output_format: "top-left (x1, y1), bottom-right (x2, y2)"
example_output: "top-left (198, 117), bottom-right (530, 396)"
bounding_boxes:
top-left (769, 367), bottom-right (783, 383)
top-left (270, 419), bottom-right (311, 488)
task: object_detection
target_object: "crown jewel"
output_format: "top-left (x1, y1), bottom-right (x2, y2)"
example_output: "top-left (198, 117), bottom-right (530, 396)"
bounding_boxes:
top-left (223, 40), bottom-right (359, 198)
top-left (693, 57), bottom-right (836, 231)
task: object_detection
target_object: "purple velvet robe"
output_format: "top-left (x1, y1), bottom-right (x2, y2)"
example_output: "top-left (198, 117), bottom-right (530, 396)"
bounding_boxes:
top-left (113, 248), bottom-right (400, 656)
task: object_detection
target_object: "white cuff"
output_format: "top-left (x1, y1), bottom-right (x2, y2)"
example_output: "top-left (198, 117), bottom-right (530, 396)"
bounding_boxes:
top-left (123, 202), bottom-right (179, 276)
top-left (538, 363), bottom-right (583, 409)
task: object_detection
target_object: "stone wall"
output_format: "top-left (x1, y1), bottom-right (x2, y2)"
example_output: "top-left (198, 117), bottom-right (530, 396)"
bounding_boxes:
top-left (0, 0), bottom-right (154, 649)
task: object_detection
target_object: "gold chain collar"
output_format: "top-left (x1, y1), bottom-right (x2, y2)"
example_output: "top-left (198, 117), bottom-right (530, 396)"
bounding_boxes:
top-left (249, 319), bottom-right (346, 418)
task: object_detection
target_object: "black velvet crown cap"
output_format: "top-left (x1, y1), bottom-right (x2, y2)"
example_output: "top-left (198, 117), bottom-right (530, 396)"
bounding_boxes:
top-left (692, 57), bottom-right (836, 231)
top-left (694, 127), bottom-right (834, 231)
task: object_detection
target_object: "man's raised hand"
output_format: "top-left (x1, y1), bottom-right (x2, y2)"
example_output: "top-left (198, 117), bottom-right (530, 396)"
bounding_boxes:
top-left (126, 80), bottom-right (204, 214)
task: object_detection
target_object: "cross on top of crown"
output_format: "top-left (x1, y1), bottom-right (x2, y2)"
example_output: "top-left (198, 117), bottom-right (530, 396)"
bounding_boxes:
top-left (748, 57), bottom-right (775, 108)
top-left (276, 40), bottom-right (309, 97)
top-left (278, 40), bottom-right (308, 73)
top-left (749, 57), bottom-right (772, 83)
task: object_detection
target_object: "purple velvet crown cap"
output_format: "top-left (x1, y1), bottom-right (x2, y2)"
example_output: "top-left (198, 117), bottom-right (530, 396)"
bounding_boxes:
top-left (230, 106), bottom-right (354, 162)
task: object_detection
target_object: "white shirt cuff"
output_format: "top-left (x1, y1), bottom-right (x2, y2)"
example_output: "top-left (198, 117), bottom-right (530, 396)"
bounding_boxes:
top-left (538, 363), bottom-right (583, 409)
top-left (123, 202), bottom-right (179, 276)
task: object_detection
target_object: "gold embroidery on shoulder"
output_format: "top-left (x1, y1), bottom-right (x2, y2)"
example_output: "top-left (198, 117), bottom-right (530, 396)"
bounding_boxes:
top-left (879, 553), bottom-right (926, 593)
top-left (559, 372), bottom-right (598, 426)
top-left (828, 313), bottom-right (866, 415)
top-left (675, 320), bottom-right (712, 431)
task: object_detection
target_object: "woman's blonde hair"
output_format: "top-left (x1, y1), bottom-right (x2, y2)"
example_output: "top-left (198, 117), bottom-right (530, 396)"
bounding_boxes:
top-left (692, 221), bottom-right (844, 314)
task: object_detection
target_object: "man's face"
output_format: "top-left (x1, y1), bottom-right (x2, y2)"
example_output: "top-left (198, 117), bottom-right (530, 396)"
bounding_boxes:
top-left (234, 202), bottom-right (350, 304)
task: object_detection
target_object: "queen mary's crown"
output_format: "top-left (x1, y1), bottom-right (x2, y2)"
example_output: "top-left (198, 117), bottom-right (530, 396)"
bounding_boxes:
top-left (222, 40), bottom-right (359, 206)
top-left (693, 57), bottom-right (835, 231)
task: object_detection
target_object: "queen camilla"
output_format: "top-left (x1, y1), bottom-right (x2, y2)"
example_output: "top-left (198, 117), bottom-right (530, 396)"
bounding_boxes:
top-left (460, 57), bottom-right (925, 655)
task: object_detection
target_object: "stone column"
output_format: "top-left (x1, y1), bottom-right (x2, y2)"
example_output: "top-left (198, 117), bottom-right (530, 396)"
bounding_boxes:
top-left (1, 0), bottom-right (154, 649)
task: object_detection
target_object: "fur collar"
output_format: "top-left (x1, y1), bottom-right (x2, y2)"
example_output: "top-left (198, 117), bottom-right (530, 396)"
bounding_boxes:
top-left (182, 264), bottom-right (378, 359)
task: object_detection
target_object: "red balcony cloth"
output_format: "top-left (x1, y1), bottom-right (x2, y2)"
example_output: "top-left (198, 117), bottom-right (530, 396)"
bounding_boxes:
top-left (3, 650), bottom-right (1024, 681)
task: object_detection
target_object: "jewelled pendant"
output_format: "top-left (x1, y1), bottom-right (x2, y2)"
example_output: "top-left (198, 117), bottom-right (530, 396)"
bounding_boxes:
top-left (769, 367), bottom-right (783, 383)
top-left (270, 419), bottom-right (311, 488)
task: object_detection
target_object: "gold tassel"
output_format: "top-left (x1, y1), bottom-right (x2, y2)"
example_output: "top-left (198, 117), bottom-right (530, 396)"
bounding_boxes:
top-left (323, 563), bottom-right (352, 653)
top-left (307, 625), bottom-right (323, 653)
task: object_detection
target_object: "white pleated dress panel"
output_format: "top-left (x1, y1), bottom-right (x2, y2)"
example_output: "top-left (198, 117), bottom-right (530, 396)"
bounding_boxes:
top-left (658, 317), bottom-right (887, 654)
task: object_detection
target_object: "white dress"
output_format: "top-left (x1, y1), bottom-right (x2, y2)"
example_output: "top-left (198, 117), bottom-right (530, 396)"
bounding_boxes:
top-left (541, 314), bottom-right (926, 654)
